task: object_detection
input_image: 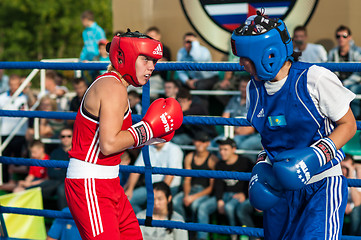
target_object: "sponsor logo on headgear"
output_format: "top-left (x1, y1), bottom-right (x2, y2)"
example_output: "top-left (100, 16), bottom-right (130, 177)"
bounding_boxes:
top-left (153, 44), bottom-right (163, 56)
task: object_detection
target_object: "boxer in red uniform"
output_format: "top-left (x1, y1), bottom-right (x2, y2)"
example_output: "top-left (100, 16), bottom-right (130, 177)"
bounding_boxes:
top-left (65, 30), bottom-right (183, 240)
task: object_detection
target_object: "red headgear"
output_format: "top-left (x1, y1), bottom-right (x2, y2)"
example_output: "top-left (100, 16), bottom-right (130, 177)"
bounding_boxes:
top-left (107, 30), bottom-right (163, 87)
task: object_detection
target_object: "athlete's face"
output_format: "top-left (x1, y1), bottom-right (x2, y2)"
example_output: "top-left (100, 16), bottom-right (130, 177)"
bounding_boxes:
top-left (153, 189), bottom-right (171, 216)
top-left (135, 55), bottom-right (157, 86)
top-left (239, 57), bottom-right (260, 81)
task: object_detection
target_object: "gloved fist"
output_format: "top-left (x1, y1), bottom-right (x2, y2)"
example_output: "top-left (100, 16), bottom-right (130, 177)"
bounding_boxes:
top-left (128, 98), bottom-right (183, 147)
top-left (130, 132), bottom-right (175, 149)
top-left (249, 152), bottom-right (283, 211)
top-left (273, 138), bottom-right (336, 190)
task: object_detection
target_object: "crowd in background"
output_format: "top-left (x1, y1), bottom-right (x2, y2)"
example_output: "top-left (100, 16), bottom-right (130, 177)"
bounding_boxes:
top-left (0, 10), bottom-right (361, 240)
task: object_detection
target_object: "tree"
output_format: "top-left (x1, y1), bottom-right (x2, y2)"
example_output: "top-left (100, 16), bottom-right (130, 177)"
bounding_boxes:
top-left (0, 0), bottom-right (113, 62)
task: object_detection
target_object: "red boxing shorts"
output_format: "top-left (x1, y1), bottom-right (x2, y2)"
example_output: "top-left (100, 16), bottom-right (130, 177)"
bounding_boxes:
top-left (65, 177), bottom-right (142, 240)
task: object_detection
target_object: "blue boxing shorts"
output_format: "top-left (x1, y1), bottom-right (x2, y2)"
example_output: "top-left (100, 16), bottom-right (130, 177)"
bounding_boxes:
top-left (263, 175), bottom-right (347, 240)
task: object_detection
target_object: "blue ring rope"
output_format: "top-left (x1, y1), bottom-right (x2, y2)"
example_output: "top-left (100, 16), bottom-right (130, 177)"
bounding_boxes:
top-left (1, 61), bottom-right (361, 239)
top-left (1, 61), bottom-right (361, 72)
top-left (1, 110), bottom-right (361, 129)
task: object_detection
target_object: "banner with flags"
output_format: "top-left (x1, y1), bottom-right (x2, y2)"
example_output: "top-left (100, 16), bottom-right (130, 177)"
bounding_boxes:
top-left (0, 187), bottom-right (46, 239)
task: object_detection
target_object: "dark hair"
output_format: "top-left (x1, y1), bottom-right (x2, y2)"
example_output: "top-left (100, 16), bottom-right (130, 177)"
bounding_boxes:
top-left (153, 182), bottom-right (173, 233)
top-left (164, 79), bottom-right (180, 89)
top-left (293, 25), bottom-right (307, 36)
top-left (128, 90), bottom-right (140, 99)
top-left (146, 26), bottom-right (161, 34)
top-left (72, 77), bottom-right (87, 86)
top-left (176, 87), bottom-right (192, 100)
top-left (81, 10), bottom-right (94, 21)
top-left (336, 25), bottom-right (351, 36)
top-left (183, 32), bottom-right (197, 39)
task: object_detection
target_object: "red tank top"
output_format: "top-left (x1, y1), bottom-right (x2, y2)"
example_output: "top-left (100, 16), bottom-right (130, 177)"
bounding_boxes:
top-left (68, 72), bottom-right (132, 166)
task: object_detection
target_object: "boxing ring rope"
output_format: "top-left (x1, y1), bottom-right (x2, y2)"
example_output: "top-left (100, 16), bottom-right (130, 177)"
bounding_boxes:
top-left (0, 61), bottom-right (361, 240)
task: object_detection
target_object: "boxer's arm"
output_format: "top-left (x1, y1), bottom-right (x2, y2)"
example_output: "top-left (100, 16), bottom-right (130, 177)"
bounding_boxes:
top-left (328, 108), bottom-right (357, 150)
top-left (96, 78), bottom-right (135, 155)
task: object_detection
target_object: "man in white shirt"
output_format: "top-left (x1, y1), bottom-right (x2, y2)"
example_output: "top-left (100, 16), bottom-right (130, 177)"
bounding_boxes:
top-left (293, 26), bottom-right (327, 63)
top-left (124, 142), bottom-right (184, 213)
top-left (0, 74), bottom-right (29, 183)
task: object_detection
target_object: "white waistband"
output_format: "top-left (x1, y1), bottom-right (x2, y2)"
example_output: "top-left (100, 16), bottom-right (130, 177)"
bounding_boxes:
top-left (66, 158), bottom-right (119, 179)
top-left (307, 164), bottom-right (342, 184)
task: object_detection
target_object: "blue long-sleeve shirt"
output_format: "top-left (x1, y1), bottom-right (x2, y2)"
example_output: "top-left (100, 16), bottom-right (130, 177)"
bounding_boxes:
top-left (80, 22), bottom-right (106, 61)
top-left (176, 41), bottom-right (218, 83)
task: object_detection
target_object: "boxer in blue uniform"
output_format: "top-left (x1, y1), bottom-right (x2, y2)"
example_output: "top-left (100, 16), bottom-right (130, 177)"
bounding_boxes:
top-left (231, 11), bottom-right (357, 239)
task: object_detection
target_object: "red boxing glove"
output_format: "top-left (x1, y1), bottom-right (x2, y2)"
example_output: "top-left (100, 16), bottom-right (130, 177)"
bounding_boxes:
top-left (128, 98), bottom-right (183, 147)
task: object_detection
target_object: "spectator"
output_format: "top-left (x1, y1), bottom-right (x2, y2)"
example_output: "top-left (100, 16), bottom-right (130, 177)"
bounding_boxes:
top-left (35, 127), bottom-right (72, 210)
top-left (137, 182), bottom-right (188, 240)
top-left (328, 25), bottom-right (361, 119)
top-left (172, 88), bottom-right (217, 145)
top-left (173, 132), bottom-right (218, 222)
top-left (119, 150), bottom-right (133, 187)
top-left (292, 26), bottom-right (328, 63)
top-left (164, 79), bottom-right (180, 99)
top-left (0, 69), bottom-right (9, 93)
top-left (45, 70), bottom-right (69, 112)
top-left (93, 39), bottom-right (110, 76)
top-left (128, 90), bottom-right (142, 115)
top-left (124, 142), bottom-right (184, 214)
top-left (13, 140), bottom-right (49, 192)
top-left (197, 138), bottom-right (254, 240)
top-left (26, 96), bottom-right (66, 141)
top-left (212, 77), bottom-right (262, 160)
top-left (0, 74), bottom-right (29, 183)
top-left (21, 75), bottom-right (37, 108)
top-left (342, 154), bottom-right (361, 236)
top-left (69, 77), bottom-right (88, 112)
top-left (176, 32), bottom-right (218, 90)
top-left (47, 207), bottom-right (82, 240)
top-left (80, 10), bottom-right (106, 62)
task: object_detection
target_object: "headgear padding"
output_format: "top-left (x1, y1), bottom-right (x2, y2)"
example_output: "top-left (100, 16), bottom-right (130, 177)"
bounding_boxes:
top-left (107, 30), bottom-right (163, 87)
top-left (231, 13), bottom-right (293, 81)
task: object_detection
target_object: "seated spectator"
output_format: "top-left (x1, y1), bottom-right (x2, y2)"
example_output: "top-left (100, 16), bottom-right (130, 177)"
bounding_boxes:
top-left (0, 69), bottom-right (9, 93)
top-left (69, 77), bottom-right (88, 112)
top-left (21, 75), bottom-right (37, 108)
top-left (292, 26), bottom-right (327, 63)
top-left (35, 127), bottom-right (72, 210)
top-left (146, 26), bottom-right (172, 98)
top-left (45, 70), bottom-right (69, 112)
top-left (27, 96), bottom-right (67, 140)
top-left (137, 182), bottom-right (188, 240)
top-left (173, 132), bottom-right (218, 222)
top-left (13, 140), bottom-right (49, 192)
top-left (212, 77), bottom-right (262, 160)
top-left (0, 74), bottom-right (29, 184)
top-left (342, 154), bottom-right (361, 236)
top-left (176, 32), bottom-right (218, 90)
top-left (124, 142), bottom-right (184, 214)
top-left (93, 39), bottom-right (110, 76)
top-left (328, 25), bottom-right (361, 119)
top-left (197, 138), bottom-right (254, 240)
top-left (128, 90), bottom-right (142, 115)
top-left (164, 79), bottom-right (180, 99)
top-left (47, 207), bottom-right (82, 240)
top-left (172, 88), bottom-right (217, 145)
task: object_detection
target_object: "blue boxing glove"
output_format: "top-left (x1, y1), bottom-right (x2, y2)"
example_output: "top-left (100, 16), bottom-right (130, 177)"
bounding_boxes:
top-left (249, 151), bottom-right (283, 211)
top-left (273, 138), bottom-right (337, 190)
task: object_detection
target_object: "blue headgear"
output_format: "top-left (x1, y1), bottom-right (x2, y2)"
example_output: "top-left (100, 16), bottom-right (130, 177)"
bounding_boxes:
top-left (231, 13), bottom-right (293, 81)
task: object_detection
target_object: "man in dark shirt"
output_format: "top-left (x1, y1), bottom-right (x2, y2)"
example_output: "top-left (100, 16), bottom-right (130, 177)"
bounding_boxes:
top-left (197, 138), bottom-right (253, 240)
top-left (37, 127), bottom-right (72, 210)
top-left (172, 88), bottom-right (217, 145)
top-left (69, 78), bottom-right (88, 112)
